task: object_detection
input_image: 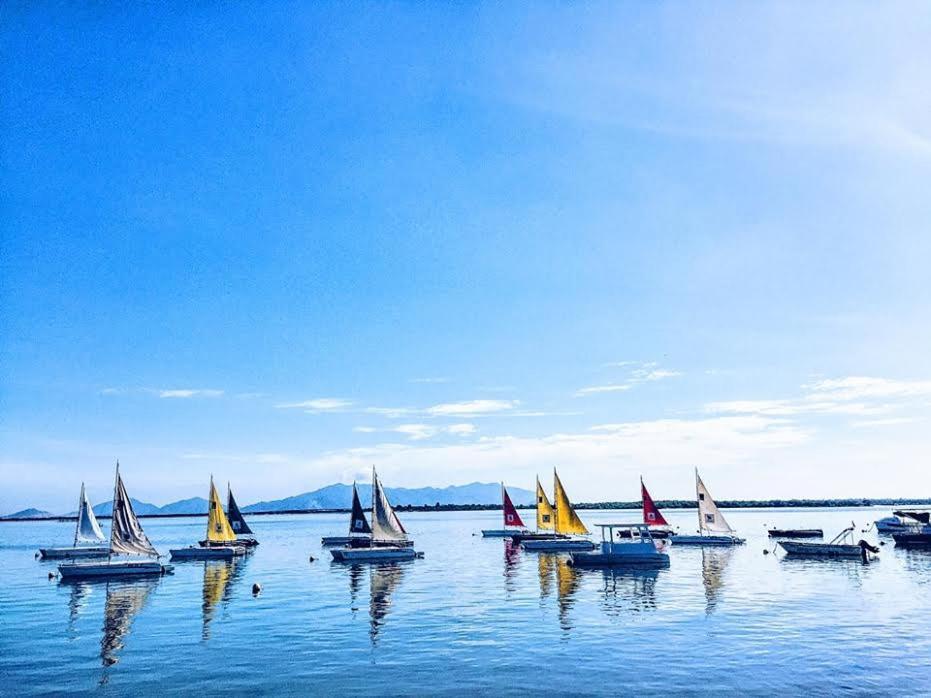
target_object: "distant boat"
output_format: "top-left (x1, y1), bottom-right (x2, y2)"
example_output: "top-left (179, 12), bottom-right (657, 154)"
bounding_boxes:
top-left (58, 463), bottom-right (173, 579)
top-left (507, 476), bottom-right (569, 543)
top-left (331, 469), bottom-right (422, 562)
top-left (891, 511), bottom-right (931, 547)
top-left (170, 477), bottom-right (246, 560)
top-left (877, 510), bottom-right (929, 534)
top-left (223, 484), bottom-right (259, 548)
top-left (670, 469), bottom-right (745, 546)
top-left (38, 482), bottom-right (110, 559)
top-left (569, 523), bottom-right (670, 567)
top-left (322, 482), bottom-right (414, 547)
top-left (481, 483), bottom-right (531, 537)
top-left (767, 528), bottom-right (823, 538)
top-left (779, 525), bottom-right (877, 559)
top-left (521, 470), bottom-right (595, 552)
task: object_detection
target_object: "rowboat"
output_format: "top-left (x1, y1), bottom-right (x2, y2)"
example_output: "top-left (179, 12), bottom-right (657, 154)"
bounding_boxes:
top-left (768, 528), bottom-right (823, 538)
top-left (58, 462), bottom-right (173, 579)
top-left (779, 525), bottom-right (877, 559)
top-left (481, 483), bottom-right (530, 537)
top-left (170, 477), bottom-right (246, 560)
top-left (569, 524), bottom-right (670, 567)
top-left (670, 470), bottom-right (745, 546)
top-left (520, 470), bottom-right (593, 552)
top-left (38, 483), bottom-right (110, 559)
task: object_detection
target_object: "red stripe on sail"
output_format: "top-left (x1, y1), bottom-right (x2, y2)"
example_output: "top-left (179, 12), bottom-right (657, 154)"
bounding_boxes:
top-left (641, 480), bottom-right (668, 526)
top-left (503, 487), bottom-right (525, 528)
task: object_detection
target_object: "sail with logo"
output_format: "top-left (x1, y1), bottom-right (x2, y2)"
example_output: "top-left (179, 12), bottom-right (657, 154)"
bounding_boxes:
top-left (520, 470), bottom-right (595, 552)
top-left (670, 469), bottom-right (745, 546)
top-left (170, 477), bottom-right (247, 560)
top-left (536, 477), bottom-right (556, 531)
top-left (322, 482), bottom-right (374, 547)
top-left (481, 483), bottom-right (530, 537)
top-left (635, 477), bottom-right (673, 539)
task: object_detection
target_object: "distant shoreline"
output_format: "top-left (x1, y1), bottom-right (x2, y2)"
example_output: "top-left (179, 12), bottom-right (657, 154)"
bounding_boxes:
top-left (2, 497), bottom-right (929, 522)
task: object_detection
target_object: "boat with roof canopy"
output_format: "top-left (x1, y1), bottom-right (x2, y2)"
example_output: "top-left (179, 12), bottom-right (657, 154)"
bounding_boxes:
top-left (569, 524), bottom-right (670, 567)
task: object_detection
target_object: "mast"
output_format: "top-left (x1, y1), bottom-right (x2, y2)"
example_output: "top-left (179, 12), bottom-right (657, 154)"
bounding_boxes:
top-left (108, 461), bottom-right (119, 563)
top-left (501, 482), bottom-right (505, 527)
top-left (372, 465), bottom-right (377, 541)
top-left (695, 468), bottom-right (703, 536)
top-left (73, 482), bottom-right (84, 548)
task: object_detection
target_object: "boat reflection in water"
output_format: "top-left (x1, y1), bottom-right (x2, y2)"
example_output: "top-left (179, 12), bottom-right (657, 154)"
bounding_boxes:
top-left (598, 567), bottom-right (663, 617)
top-left (535, 553), bottom-right (581, 630)
top-left (702, 546), bottom-right (735, 615)
top-left (368, 562), bottom-right (408, 645)
top-left (503, 538), bottom-right (521, 595)
top-left (66, 581), bottom-right (93, 638)
top-left (99, 578), bottom-right (160, 676)
top-left (201, 556), bottom-right (248, 641)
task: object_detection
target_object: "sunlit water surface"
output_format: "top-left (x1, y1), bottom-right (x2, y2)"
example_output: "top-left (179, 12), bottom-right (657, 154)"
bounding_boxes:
top-left (2, 507), bottom-right (930, 695)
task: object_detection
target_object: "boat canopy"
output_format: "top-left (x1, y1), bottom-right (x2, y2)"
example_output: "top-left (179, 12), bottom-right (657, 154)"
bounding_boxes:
top-left (894, 510), bottom-right (931, 524)
top-left (371, 470), bottom-right (407, 542)
top-left (554, 470), bottom-right (589, 535)
top-left (109, 466), bottom-right (158, 557)
top-left (695, 469), bottom-right (735, 535)
top-left (502, 484), bottom-right (525, 528)
top-left (226, 487), bottom-right (254, 536)
top-left (75, 482), bottom-right (106, 545)
top-left (206, 477), bottom-right (237, 544)
top-left (349, 483), bottom-right (372, 535)
top-left (536, 477), bottom-right (555, 531)
top-left (641, 477), bottom-right (669, 527)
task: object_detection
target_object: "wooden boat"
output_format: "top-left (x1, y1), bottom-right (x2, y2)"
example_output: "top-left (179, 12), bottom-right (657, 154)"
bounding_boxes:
top-left (779, 525), bottom-right (877, 559)
top-left (481, 483), bottom-right (530, 537)
top-left (39, 482), bottom-right (110, 559)
top-left (670, 470), bottom-right (745, 546)
top-left (570, 524), bottom-right (670, 567)
top-left (768, 528), bottom-right (823, 538)
top-left (170, 477), bottom-right (246, 560)
top-left (330, 469), bottom-right (422, 562)
top-left (521, 470), bottom-right (594, 552)
top-left (58, 463), bottom-right (173, 579)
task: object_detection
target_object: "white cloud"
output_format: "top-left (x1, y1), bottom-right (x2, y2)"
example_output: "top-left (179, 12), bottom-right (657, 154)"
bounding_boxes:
top-left (394, 424), bottom-right (437, 441)
top-left (363, 406), bottom-right (415, 418)
top-left (277, 398), bottom-right (353, 412)
top-left (425, 399), bottom-right (519, 417)
top-left (575, 384), bottom-right (632, 397)
top-left (99, 387), bottom-right (124, 396)
top-left (353, 426), bottom-right (378, 433)
top-left (577, 362), bottom-right (682, 397)
top-left (158, 389), bottom-right (224, 399)
top-left (354, 422), bottom-right (478, 440)
top-left (447, 423), bottom-right (477, 435)
top-left (410, 377), bottom-right (451, 384)
top-left (805, 376), bottom-right (931, 401)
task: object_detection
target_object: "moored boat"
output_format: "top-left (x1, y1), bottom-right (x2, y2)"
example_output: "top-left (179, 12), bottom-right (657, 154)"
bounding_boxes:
top-left (779, 525), bottom-right (877, 559)
top-left (521, 470), bottom-right (594, 552)
top-left (611, 478), bottom-right (673, 539)
top-left (58, 463), bottom-right (173, 579)
top-left (222, 484), bottom-right (259, 548)
top-left (39, 482), bottom-right (110, 559)
top-left (768, 528), bottom-right (823, 538)
top-left (670, 469), bottom-right (745, 546)
top-left (481, 483), bottom-right (530, 537)
top-left (569, 524), bottom-right (670, 567)
top-left (892, 531), bottom-right (931, 547)
top-left (170, 477), bottom-right (246, 561)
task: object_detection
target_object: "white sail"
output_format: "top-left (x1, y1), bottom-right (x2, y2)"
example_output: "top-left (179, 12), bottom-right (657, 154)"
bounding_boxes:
top-left (109, 467), bottom-right (158, 557)
top-left (370, 471), bottom-right (407, 542)
top-left (696, 469), bottom-right (734, 535)
top-left (75, 483), bottom-right (106, 544)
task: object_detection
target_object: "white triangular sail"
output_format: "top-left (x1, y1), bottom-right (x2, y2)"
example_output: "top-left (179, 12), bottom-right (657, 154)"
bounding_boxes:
top-left (75, 483), bottom-right (105, 544)
top-left (109, 467), bottom-right (158, 557)
top-left (695, 469), bottom-right (734, 535)
top-left (370, 470), bottom-right (407, 542)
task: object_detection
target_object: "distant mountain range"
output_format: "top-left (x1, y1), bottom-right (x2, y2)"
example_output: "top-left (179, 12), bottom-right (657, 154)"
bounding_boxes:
top-left (2, 482), bottom-right (534, 518)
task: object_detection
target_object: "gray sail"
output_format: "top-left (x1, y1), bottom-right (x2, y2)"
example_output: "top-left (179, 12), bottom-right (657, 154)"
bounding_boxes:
top-left (75, 484), bottom-right (106, 544)
top-left (370, 472), bottom-right (407, 542)
top-left (109, 472), bottom-right (157, 557)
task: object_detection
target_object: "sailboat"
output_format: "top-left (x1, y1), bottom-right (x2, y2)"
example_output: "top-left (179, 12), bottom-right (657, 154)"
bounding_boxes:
top-left (170, 476), bottom-right (246, 560)
top-left (481, 483), bottom-right (531, 537)
top-left (223, 484), bottom-right (259, 548)
top-left (330, 468), bottom-right (422, 562)
top-left (39, 483), bottom-right (110, 559)
top-left (521, 470), bottom-right (595, 552)
top-left (58, 463), bottom-right (174, 579)
top-left (670, 469), bottom-right (745, 546)
top-left (508, 477), bottom-right (567, 543)
top-left (322, 483), bottom-right (374, 546)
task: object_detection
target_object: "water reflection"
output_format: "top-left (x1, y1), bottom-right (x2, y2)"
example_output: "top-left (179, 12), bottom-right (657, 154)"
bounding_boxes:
top-left (202, 556), bottom-right (247, 641)
top-left (503, 539), bottom-right (520, 595)
top-left (537, 553), bottom-right (556, 600)
top-left (598, 567), bottom-right (662, 617)
top-left (702, 547), bottom-right (734, 615)
top-left (555, 557), bottom-right (581, 631)
top-left (779, 554), bottom-right (871, 588)
top-left (66, 582), bottom-right (92, 638)
top-left (100, 578), bottom-right (160, 674)
top-left (369, 563), bottom-right (407, 645)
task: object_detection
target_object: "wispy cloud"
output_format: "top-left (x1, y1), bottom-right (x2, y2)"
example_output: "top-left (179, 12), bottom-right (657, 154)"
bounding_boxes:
top-left (576, 361), bottom-right (682, 397)
top-left (158, 389), bottom-right (224, 399)
top-left (277, 398), bottom-right (353, 413)
top-left (353, 422), bottom-right (478, 441)
top-left (410, 377), bottom-right (451, 384)
top-left (425, 399), bottom-right (519, 417)
top-left (575, 384), bottom-right (632, 397)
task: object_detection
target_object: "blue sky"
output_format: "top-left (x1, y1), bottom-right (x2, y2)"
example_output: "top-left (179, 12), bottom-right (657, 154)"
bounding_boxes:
top-left (2, 3), bottom-right (930, 512)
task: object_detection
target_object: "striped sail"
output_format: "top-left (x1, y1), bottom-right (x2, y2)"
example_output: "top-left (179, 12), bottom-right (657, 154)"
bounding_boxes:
top-left (206, 478), bottom-right (237, 543)
top-left (554, 471), bottom-right (589, 535)
top-left (109, 468), bottom-right (157, 557)
top-left (696, 469), bottom-right (734, 535)
top-left (75, 483), bottom-right (105, 544)
top-left (536, 477), bottom-right (555, 531)
top-left (371, 471), bottom-right (407, 542)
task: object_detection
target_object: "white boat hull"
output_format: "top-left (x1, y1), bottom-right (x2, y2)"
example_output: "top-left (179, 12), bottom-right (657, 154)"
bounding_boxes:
top-left (169, 545), bottom-right (245, 560)
top-left (58, 560), bottom-right (173, 579)
top-left (521, 538), bottom-right (595, 552)
top-left (670, 534), bottom-right (745, 546)
top-left (330, 546), bottom-right (420, 562)
top-left (38, 546), bottom-right (110, 560)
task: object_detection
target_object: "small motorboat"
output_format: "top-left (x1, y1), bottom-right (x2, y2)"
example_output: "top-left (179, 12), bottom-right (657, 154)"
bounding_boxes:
top-left (779, 525), bottom-right (878, 559)
top-left (876, 511), bottom-right (929, 534)
top-left (669, 470), bottom-right (745, 546)
top-left (39, 483), bottom-right (110, 560)
top-left (569, 524), bottom-right (670, 567)
top-left (170, 477), bottom-right (247, 561)
top-left (767, 528), bottom-right (823, 538)
top-left (481, 483), bottom-right (530, 538)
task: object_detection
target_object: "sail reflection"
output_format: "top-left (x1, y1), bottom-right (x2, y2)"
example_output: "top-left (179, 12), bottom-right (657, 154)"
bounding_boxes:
top-left (67, 581), bottom-right (92, 638)
top-left (369, 562), bottom-right (407, 645)
top-left (537, 553), bottom-right (556, 600)
top-left (202, 556), bottom-right (247, 640)
top-left (555, 557), bottom-right (581, 631)
top-left (503, 538), bottom-right (520, 594)
top-left (100, 578), bottom-right (159, 669)
top-left (702, 547), bottom-right (734, 615)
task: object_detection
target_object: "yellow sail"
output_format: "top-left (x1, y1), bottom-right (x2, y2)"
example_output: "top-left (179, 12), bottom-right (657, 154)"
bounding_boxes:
top-left (554, 470), bottom-right (589, 535)
top-left (206, 478), bottom-right (237, 543)
top-left (536, 477), bottom-right (555, 530)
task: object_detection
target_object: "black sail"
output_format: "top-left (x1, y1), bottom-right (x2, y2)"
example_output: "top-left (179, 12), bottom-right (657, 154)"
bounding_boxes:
top-left (227, 488), bottom-right (254, 536)
top-left (350, 484), bottom-right (372, 535)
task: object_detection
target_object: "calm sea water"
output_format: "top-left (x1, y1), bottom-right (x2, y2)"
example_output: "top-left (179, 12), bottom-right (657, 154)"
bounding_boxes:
top-left (1, 507), bottom-right (930, 695)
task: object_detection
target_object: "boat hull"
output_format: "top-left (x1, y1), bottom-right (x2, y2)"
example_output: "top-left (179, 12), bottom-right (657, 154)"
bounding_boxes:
top-left (507, 532), bottom-right (568, 544)
top-left (330, 546), bottom-right (420, 562)
top-left (779, 541), bottom-right (863, 557)
top-left (58, 560), bottom-right (173, 579)
top-left (670, 535), bottom-right (745, 546)
top-left (201, 537), bottom-right (259, 549)
top-left (521, 538), bottom-right (595, 552)
top-left (170, 546), bottom-right (244, 560)
top-left (322, 536), bottom-right (414, 547)
top-left (481, 529), bottom-right (530, 538)
top-left (38, 546), bottom-right (110, 560)
top-left (892, 532), bottom-right (931, 547)
top-left (768, 529), bottom-right (823, 538)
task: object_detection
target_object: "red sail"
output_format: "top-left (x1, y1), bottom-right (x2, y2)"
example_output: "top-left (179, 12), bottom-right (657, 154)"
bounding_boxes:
top-left (502, 486), bottom-right (526, 528)
top-left (641, 479), bottom-right (669, 526)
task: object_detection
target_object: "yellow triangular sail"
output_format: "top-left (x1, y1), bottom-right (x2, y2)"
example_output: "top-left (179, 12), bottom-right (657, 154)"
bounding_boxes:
top-left (554, 470), bottom-right (589, 535)
top-left (206, 478), bottom-right (237, 543)
top-left (536, 477), bottom-right (555, 531)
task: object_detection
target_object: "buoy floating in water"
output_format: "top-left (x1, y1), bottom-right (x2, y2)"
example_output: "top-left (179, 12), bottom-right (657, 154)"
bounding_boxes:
top-left (252, 583), bottom-right (262, 595)
top-left (308, 555), bottom-right (315, 563)
top-left (763, 549), bottom-right (770, 555)
top-left (48, 571), bottom-right (57, 579)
